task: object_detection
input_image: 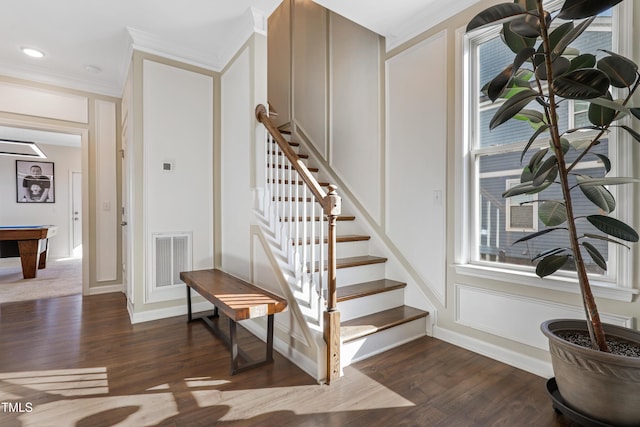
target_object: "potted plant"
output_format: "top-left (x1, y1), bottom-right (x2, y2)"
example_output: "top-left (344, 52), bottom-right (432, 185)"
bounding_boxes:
top-left (466, 0), bottom-right (640, 425)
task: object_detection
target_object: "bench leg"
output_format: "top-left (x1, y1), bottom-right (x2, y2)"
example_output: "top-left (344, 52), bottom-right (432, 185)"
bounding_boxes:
top-left (266, 314), bottom-right (274, 363)
top-left (229, 319), bottom-right (239, 375)
top-left (186, 286), bottom-right (193, 322)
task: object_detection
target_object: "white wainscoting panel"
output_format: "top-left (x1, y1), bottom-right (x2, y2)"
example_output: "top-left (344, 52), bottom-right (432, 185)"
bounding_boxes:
top-left (385, 32), bottom-right (447, 304)
top-left (456, 284), bottom-right (632, 351)
top-left (95, 99), bottom-right (118, 282)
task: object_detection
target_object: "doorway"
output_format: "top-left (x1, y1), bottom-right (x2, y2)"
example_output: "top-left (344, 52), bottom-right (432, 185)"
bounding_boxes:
top-left (0, 122), bottom-right (88, 299)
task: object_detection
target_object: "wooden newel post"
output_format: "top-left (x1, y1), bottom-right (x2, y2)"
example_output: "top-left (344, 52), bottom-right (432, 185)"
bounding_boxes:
top-left (324, 185), bottom-right (341, 383)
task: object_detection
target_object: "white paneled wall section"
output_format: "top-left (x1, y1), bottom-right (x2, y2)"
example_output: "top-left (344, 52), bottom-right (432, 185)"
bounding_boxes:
top-left (142, 60), bottom-right (214, 303)
top-left (385, 31), bottom-right (448, 304)
top-left (95, 99), bottom-right (118, 281)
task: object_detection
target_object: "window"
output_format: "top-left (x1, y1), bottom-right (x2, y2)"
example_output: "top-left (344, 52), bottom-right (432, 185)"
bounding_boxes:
top-left (461, 2), bottom-right (634, 290)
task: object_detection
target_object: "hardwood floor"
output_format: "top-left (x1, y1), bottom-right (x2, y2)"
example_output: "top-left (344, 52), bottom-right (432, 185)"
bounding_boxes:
top-left (0, 293), bottom-right (578, 426)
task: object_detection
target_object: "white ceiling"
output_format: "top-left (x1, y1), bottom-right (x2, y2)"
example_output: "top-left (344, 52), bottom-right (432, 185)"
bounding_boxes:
top-left (1, 1), bottom-right (481, 99)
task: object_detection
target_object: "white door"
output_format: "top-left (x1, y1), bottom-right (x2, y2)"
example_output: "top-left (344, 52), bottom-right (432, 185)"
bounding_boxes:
top-left (71, 171), bottom-right (82, 257)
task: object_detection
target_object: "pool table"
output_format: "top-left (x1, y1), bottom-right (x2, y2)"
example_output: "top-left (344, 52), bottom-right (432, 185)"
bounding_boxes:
top-left (0, 226), bottom-right (58, 279)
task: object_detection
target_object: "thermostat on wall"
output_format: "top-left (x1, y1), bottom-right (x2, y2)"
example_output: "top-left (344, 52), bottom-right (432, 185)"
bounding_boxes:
top-left (162, 161), bottom-right (174, 171)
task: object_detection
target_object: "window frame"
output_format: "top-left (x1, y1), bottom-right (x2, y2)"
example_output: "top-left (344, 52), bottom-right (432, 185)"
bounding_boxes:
top-left (455, 1), bottom-right (637, 301)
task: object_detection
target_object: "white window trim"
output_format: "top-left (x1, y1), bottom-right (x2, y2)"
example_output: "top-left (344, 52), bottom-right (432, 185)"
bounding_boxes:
top-left (454, 1), bottom-right (637, 302)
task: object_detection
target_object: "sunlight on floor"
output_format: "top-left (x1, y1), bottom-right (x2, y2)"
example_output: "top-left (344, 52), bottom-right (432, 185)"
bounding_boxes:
top-left (0, 367), bottom-right (414, 426)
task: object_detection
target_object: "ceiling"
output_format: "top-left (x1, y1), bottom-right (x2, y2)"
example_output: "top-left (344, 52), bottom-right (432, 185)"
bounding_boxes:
top-left (1, 1), bottom-right (482, 99)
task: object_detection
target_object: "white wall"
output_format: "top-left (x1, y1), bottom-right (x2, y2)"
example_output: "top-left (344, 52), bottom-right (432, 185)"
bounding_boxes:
top-left (141, 59), bottom-right (214, 303)
top-left (220, 48), bottom-right (253, 279)
top-left (0, 144), bottom-right (81, 258)
top-left (385, 32), bottom-right (447, 304)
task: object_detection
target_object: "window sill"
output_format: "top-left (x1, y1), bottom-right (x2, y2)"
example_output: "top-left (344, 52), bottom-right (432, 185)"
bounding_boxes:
top-left (454, 263), bottom-right (638, 302)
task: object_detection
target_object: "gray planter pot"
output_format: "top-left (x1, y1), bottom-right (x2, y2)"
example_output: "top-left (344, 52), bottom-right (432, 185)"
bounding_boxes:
top-left (541, 319), bottom-right (640, 426)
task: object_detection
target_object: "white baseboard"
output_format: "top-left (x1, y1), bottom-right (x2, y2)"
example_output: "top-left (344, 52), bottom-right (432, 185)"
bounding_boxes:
top-left (128, 300), bottom-right (213, 324)
top-left (433, 326), bottom-right (553, 378)
top-left (88, 284), bottom-right (123, 295)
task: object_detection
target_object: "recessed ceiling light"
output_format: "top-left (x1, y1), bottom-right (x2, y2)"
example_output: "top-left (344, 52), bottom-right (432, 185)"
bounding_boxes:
top-left (84, 65), bottom-right (102, 73)
top-left (21, 47), bottom-right (45, 58)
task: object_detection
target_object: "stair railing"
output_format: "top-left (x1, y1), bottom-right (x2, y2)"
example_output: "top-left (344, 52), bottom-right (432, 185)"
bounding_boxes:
top-left (255, 104), bottom-right (342, 383)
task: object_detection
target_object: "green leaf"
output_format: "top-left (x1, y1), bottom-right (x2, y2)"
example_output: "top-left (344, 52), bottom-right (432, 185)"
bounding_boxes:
top-left (552, 137), bottom-right (571, 156)
top-left (509, 11), bottom-right (549, 38)
top-left (487, 64), bottom-right (514, 102)
top-left (533, 155), bottom-right (557, 186)
top-left (490, 89), bottom-right (539, 129)
top-left (583, 233), bottom-right (631, 249)
top-left (582, 242), bottom-right (608, 270)
top-left (536, 57), bottom-right (571, 81)
top-left (467, 3), bottom-right (527, 32)
top-left (593, 153), bottom-right (611, 173)
top-left (550, 17), bottom-right (596, 61)
top-left (514, 108), bottom-right (545, 124)
top-left (586, 96), bottom-right (629, 115)
top-left (569, 54), bottom-right (596, 72)
top-left (576, 175), bottom-right (615, 213)
top-left (577, 177), bottom-right (640, 186)
top-left (619, 125), bottom-right (640, 143)
top-left (528, 147), bottom-right (549, 171)
top-left (557, 0), bottom-right (623, 20)
top-left (587, 215), bottom-right (639, 242)
top-left (539, 201), bottom-right (567, 226)
top-left (520, 125), bottom-right (550, 163)
top-left (501, 23), bottom-right (536, 54)
top-left (502, 180), bottom-right (551, 197)
top-left (532, 247), bottom-right (568, 262)
top-left (552, 69), bottom-right (610, 100)
top-left (536, 254), bottom-right (570, 277)
top-left (598, 54), bottom-right (639, 88)
top-left (630, 108), bottom-right (640, 120)
top-left (513, 227), bottom-right (565, 244)
top-left (588, 92), bottom-right (616, 127)
top-left (514, 0), bottom-right (538, 11)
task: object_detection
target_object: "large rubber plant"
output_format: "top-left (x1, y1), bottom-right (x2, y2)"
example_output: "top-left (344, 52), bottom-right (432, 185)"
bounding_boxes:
top-left (466, 0), bottom-right (640, 352)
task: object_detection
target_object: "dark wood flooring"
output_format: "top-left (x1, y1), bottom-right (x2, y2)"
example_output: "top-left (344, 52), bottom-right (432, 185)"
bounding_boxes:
top-left (0, 293), bottom-right (578, 426)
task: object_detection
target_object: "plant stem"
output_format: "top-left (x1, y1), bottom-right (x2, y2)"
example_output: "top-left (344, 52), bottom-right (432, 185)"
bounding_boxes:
top-left (536, 0), bottom-right (609, 352)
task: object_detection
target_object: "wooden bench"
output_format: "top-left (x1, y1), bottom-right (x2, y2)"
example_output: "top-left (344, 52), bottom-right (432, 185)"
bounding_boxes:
top-left (180, 268), bottom-right (288, 375)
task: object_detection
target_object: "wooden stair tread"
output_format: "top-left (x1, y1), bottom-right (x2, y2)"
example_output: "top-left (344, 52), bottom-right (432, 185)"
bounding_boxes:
top-left (336, 255), bottom-right (387, 269)
top-left (336, 279), bottom-right (406, 302)
top-left (271, 151), bottom-right (308, 159)
top-left (269, 164), bottom-right (318, 173)
top-left (268, 179), bottom-right (330, 187)
top-left (294, 234), bottom-right (370, 245)
top-left (273, 196), bottom-right (314, 202)
top-left (341, 306), bottom-right (428, 343)
top-left (310, 255), bottom-right (387, 272)
top-left (280, 215), bottom-right (355, 222)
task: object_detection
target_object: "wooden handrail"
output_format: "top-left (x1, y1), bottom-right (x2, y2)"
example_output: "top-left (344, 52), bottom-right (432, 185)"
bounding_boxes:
top-left (255, 104), bottom-right (342, 383)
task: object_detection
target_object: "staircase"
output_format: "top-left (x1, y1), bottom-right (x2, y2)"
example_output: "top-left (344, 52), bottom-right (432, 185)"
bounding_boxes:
top-left (257, 109), bottom-right (429, 375)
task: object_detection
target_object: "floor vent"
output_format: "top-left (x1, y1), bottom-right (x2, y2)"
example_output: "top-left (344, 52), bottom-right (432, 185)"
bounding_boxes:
top-left (153, 232), bottom-right (191, 287)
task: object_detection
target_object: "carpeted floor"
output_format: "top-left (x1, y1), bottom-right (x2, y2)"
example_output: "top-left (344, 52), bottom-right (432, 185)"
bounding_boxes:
top-left (0, 257), bottom-right (82, 303)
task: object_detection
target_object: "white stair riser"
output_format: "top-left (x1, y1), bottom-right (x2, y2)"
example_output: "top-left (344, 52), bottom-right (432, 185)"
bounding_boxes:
top-left (338, 288), bottom-right (404, 321)
top-left (336, 263), bottom-right (386, 286)
top-left (341, 317), bottom-right (427, 368)
top-left (291, 240), bottom-right (369, 260)
top-left (277, 219), bottom-right (361, 236)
